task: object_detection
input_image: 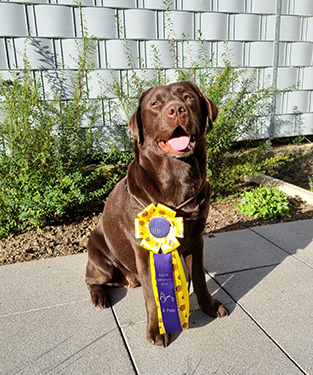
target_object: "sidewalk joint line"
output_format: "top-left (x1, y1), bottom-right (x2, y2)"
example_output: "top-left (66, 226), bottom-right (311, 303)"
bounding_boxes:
top-left (233, 301), bottom-right (307, 375)
top-left (249, 228), bottom-right (313, 270)
top-left (207, 271), bottom-right (308, 375)
top-left (214, 263), bottom-right (280, 277)
top-left (0, 299), bottom-right (89, 318)
top-left (110, 304), bottom-right (139, 375)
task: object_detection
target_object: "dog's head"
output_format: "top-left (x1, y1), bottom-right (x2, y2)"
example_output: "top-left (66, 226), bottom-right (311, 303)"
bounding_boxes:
top-left (129, 81), bottom-right (218, 158)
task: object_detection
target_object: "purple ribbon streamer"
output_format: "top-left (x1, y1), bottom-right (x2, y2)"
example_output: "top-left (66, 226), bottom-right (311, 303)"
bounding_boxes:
top-left (153, 252), bottom-right (182, 333)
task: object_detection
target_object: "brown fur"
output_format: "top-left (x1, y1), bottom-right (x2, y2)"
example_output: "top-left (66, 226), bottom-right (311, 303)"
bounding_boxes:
top-left (85, 81), bottom-right (228, 347)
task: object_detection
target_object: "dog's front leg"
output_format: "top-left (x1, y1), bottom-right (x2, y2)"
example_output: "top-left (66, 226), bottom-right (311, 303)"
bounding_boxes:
top-left (135, 248), bottom-right (170, 347)
top-left (184, 237), bottom-right (229, 318)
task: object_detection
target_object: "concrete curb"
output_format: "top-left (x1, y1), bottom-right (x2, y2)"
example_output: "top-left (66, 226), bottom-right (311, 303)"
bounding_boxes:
top-left (244, 173), bottom-right (313, 205)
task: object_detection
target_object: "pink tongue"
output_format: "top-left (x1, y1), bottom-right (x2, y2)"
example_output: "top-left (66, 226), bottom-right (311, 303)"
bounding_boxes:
top-left (167, 127), bottom-right (191, 151)
top-left (168, 135), bottom-right (190, 151)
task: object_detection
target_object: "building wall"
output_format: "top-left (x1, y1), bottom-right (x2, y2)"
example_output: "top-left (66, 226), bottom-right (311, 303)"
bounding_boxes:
top-left (0, 0), bottom-right (312, 140)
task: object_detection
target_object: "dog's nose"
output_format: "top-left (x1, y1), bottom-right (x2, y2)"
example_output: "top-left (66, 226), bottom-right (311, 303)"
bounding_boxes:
top-left (166, 103), bottom-right (186, 118)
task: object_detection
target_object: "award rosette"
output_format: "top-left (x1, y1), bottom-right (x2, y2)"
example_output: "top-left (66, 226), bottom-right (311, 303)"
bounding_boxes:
top-left (135, 203), bottom-right (189, 334)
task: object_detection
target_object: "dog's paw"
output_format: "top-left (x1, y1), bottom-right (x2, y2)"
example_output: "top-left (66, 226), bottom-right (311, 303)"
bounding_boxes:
top-left (147, 329), bottom-right (170, 347)
top-left (89, 284), bottom-right (110, 308)
top-left (201, 298), bottom-right (229, 318)
top-left (217, 303), bottom-right (229, 317)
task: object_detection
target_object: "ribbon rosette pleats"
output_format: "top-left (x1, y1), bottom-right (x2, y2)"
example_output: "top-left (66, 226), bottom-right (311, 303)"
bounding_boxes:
top-left (135, 203), bottom-right (190, 334)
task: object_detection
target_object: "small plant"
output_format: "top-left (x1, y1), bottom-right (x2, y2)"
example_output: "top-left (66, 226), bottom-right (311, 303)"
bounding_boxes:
top-left (291, 135), bottom-right (305, 145)
top-left (308, 175), bottom-right (313, 192)
top-left (237, 186), bottom-right (290, 220)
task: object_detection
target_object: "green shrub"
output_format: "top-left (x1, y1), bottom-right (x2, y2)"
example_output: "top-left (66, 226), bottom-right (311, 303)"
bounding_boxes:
top-left (0, 30), bottom-right (129, 237)
top-left (237, 186), bottom-right (290, 220)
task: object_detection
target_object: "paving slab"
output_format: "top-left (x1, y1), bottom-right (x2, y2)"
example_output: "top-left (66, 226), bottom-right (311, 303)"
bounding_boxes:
top-left (251, 219), bottom-right (313, 267)
top-left (110, 274), bottom-right (303, 375)
top-left (1, 219), bottom-right (312, 375)
top-left (0, 253), bottom-right (88, 315)
top-left (0, 254), bottom-right (135, 375)
top-left (204, 222), bottom-right (313, 374)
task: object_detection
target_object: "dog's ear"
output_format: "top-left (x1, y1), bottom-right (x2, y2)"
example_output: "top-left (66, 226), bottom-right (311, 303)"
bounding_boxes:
top-left (129, 87), bottom-right (153, 146)
top-left (188, 81), bottom-right (218, 130)
top-left (129, 106), bottom-right (144, 146)
top-left (204, 96), bottom-right (218, 130)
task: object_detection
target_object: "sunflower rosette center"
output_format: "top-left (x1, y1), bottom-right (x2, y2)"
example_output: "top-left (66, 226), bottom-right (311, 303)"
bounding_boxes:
top-left (135, 203), bottom-right (184, 254)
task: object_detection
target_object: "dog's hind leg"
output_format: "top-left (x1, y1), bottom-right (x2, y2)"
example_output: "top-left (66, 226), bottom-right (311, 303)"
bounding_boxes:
top-left (85, 234), bottom-right (140, 308)
top-left (86, 259), bottom-right (140, 308)
top-left (85, 228), bottom-right (122, 308)
top-left (85, 249), bottom-right (113, 308)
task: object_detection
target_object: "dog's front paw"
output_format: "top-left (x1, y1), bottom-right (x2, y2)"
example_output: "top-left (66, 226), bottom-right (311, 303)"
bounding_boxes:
top-left (89, 284), bottom-right (110, 308)
top-left (147, 327), bottom-right (170, 347)
top-left (201, 298), bottom-right (229, 318)
top-left (216, 303), bottom-right (229, 317)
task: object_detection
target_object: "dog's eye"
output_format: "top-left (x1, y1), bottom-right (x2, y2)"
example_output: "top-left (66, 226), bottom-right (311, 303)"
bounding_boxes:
top-left (184, 94), bottom-right (192, 101)
top-left (151, 100), bottom-right (158, 106)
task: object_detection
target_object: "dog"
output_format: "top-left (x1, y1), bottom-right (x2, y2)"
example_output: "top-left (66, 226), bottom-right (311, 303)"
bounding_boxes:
top-left (85, 81), bottom-right (228, 347)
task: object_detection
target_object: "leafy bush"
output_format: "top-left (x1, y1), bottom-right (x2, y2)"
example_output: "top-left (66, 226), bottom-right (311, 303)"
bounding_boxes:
top-left (237, 186), bottom-right (290, 220)
top-left (0, 31), bottom-right (130, 238)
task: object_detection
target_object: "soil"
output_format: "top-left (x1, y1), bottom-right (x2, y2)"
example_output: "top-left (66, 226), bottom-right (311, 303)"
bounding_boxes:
top-left (262, 142), bottom-right (313, 190)
top-left (1, 143), bottom-right (313, 266)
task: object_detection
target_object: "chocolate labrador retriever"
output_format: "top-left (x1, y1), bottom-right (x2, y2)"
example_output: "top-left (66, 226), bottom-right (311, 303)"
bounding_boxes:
top-left (85, 81), bottom-right (228, 346)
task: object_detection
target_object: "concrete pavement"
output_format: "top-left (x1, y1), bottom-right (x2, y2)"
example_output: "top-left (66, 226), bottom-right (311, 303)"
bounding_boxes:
top-left (1, 219), bottom-right (312, 375)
